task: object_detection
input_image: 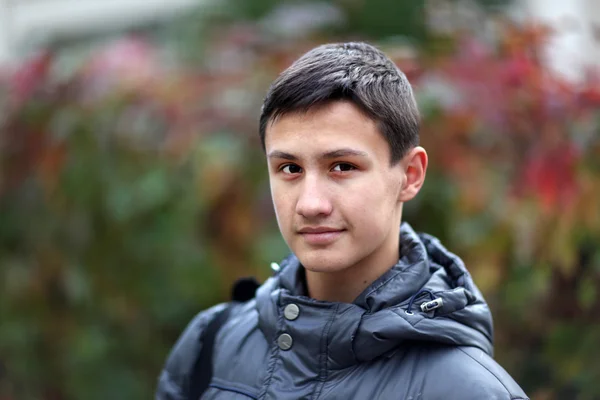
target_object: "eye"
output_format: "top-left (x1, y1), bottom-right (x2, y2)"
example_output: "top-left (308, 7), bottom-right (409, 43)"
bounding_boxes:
top-left (281, 164), bottom-right (303, 174)
top-left (332, 163), bottom-right (356, 172)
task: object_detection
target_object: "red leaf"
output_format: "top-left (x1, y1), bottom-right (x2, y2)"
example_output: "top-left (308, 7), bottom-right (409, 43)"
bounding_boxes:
top-left (10, 51), bottom-right (53, 104)
top-left (520, 144), bottom-right (580, 211)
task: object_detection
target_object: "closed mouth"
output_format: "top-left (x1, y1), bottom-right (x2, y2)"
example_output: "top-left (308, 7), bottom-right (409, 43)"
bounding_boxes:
top-left (298, 227), bottom-right (344, 234)
top-left (297, 228), bottom-right (346, 245)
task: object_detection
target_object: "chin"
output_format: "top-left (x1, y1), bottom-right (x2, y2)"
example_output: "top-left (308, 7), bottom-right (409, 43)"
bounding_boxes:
top-left (295, 250), bottom-right (354, 273)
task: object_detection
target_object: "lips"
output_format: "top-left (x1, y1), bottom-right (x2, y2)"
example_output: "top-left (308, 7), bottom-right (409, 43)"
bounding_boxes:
top-left (298, 227), bottom-right (345, 245)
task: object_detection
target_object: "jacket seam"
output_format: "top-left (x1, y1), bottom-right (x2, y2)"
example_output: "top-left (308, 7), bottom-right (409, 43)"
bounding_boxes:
top-left (209, 382), bottom-right (258, 399)
top-left (257, 289), bottom-right (284, 399)
top-left (441, 314), bottom-right (494, 347)
top-left (362, 265), bottom-right (413, 310)
top-left (399, 310), bottom-right (492, 347)
top-left (312, 303), bottom-right (339, 400)
top-left (456, 347), bottom-right (516, 398)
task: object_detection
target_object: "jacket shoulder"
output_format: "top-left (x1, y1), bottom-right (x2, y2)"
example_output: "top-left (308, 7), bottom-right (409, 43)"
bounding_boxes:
top-left (156, 303), bottom-right (230, 400)
top-left (418, 345), bottom-right (528, 400)
top-left (456, 346), bottom-right (528, 399)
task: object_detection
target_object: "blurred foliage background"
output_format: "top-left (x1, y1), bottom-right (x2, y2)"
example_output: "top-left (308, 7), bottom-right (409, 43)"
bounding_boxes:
top-left (1, 0), bottom-right (600, 399)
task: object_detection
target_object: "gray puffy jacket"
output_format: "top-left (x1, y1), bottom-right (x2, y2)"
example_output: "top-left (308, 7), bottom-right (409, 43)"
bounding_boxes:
top-left (157, 223), bottom-right (528, 400)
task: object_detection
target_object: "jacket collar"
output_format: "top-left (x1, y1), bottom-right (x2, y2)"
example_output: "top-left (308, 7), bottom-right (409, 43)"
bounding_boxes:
top-left (255, 223), bottom-right (493, 369)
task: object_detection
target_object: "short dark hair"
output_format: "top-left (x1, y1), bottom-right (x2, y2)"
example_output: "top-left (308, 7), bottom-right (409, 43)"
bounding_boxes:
top-left (259, 42), bottom-right (420, 164)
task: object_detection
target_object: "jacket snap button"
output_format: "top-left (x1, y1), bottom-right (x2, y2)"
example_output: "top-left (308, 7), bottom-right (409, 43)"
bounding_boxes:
top-left (284, 304), bottom-right (300, 321)
top-left (278, 333), bottom-right (293, 350)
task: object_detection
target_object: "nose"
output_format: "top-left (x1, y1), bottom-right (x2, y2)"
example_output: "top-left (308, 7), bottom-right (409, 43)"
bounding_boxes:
top-left (295, 175), bottom-right (333, 219)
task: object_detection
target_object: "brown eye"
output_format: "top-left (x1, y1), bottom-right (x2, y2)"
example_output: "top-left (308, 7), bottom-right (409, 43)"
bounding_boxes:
top-left (281, 164), bottom-right (302, 174)
top-left (332, 163), bottom-right (356, 172)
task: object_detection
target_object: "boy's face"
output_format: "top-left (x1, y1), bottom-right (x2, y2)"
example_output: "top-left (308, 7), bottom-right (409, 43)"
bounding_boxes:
top-left (265, 101), bottom-right (408, 275)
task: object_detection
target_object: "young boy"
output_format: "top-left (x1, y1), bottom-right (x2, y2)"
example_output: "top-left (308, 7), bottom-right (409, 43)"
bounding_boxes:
top-left (157, 42), bottom-right (528, 400)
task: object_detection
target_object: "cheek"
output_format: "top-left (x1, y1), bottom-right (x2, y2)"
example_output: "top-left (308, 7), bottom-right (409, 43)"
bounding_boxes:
top-left (270, 184), bottom-right (293, 225)
top-left (344, 179), bottom-right (397, 232)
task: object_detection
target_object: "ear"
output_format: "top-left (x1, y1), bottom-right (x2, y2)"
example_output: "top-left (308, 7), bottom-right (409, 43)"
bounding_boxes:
top-left (398, 146), bottom-right (428, 202)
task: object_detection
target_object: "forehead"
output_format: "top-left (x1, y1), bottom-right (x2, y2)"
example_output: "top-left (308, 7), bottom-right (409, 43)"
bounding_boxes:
top-left (265, 101), bottom-right (390, 159)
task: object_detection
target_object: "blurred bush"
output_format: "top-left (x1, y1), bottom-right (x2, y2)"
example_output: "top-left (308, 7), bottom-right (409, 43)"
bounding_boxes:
top-left (408, 23), bottom-right (600, 399)
top-left (1, 3), bottom-right (599, 399)
top-left (0, 34), bottom-right (287, 400)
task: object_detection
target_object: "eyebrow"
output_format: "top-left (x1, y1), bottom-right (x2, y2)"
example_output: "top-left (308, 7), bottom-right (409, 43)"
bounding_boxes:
top-left (267, 148), bottom-right (369, 160)
top-left (267, 150), bottom-right (298, 161)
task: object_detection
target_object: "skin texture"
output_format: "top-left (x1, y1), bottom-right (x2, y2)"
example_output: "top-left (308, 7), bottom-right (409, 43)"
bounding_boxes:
top-left (265, 101), bottom-right (427, 303)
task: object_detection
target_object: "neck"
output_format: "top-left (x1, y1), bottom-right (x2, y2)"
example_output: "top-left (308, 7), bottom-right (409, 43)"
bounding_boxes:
top-left (304, 224), bottom-right (402, 303)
